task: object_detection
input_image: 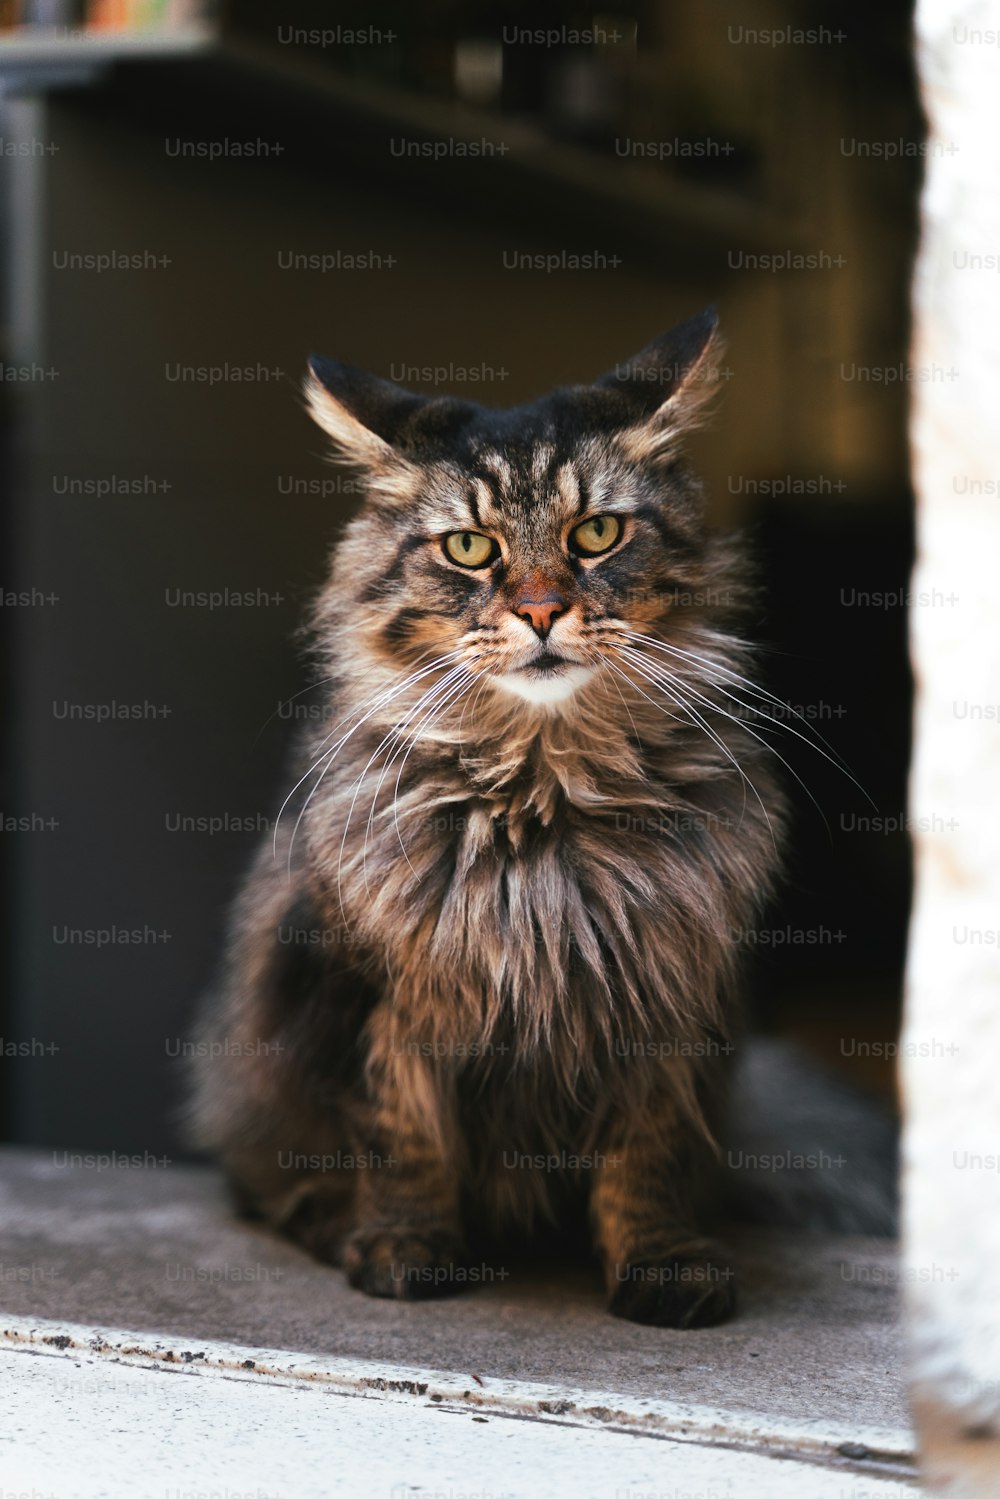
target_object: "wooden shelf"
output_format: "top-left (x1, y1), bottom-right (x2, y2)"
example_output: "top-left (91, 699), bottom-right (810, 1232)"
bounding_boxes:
top-left (0, 24), bottom-right (214, 90)
top-left (208, 34), bottom-right (800, 254)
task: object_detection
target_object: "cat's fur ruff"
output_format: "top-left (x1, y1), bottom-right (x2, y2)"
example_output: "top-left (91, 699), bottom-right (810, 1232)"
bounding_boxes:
top-left (189, 309), bottom-right (787, 1328)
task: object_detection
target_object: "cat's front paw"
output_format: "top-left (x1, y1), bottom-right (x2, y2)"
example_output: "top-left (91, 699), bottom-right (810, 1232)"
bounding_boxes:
top-left (608, 1245), bottom-right (736, 1328)
top-left (343, 1224), bottom-right (468, 1300)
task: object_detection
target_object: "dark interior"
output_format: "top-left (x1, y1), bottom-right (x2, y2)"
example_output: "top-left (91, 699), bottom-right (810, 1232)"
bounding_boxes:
top-left (1, 0), bottom-right (920, 1153)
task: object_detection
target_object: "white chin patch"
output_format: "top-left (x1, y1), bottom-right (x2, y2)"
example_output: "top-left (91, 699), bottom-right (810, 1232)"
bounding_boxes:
top-left (492, 665), bottom-right (594, 706)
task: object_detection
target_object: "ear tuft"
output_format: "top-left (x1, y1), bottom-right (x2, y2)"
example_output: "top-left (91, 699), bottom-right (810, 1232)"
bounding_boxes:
top-left (303, 356), bottom-right (426, 472)
top-left (596, 307), bottom-right (724, 462)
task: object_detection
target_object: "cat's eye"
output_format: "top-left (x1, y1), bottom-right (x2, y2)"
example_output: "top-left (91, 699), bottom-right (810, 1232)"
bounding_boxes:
top-left (443, 531), bottom-right (498, 568)
top-left (569, 514), bottom-right (622, 557)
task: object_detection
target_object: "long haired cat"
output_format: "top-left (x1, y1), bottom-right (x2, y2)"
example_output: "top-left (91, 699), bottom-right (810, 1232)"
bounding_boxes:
top-left (190, 308), bottom-right (786, 1328)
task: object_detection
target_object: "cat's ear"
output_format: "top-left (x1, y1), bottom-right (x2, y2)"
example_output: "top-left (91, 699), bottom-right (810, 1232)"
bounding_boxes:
top-left (595, 307), bottom-right (722, 460)
top-left (304, 356), bottom-right (426, 473)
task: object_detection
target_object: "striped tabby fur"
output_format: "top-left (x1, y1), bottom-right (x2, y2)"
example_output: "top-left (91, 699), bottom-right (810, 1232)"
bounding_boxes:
top-left (190, 309), bottom-right (785, 1327)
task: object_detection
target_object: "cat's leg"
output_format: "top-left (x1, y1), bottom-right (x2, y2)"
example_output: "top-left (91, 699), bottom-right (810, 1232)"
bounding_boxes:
top-left (342, 1022), bottom-right (468, 1301)
top-left (591, 1088), bottom-right (735, 1329)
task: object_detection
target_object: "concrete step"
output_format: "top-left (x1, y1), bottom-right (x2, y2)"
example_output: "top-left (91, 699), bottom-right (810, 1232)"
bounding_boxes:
top-left (0, 1147), bottom-right (920, 1496)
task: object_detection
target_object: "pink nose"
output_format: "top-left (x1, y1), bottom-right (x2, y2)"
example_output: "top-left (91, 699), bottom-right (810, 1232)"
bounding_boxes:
top-left (514, 594), bottom-right (567, 639)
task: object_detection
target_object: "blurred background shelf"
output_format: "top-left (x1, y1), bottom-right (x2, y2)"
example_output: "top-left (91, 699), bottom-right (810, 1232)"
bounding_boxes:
top-left (0, 26), bottom-right (212, 56)
top-left (0, 0), bottom-right (216, 88)
top-left (209, 34), bottom-right (800, 254)
top-left (0, 25), bottom-right (213, 88)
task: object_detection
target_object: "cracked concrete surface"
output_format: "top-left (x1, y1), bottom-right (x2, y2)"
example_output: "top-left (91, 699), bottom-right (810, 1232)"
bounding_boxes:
top-left (0, 1147), bottom-right (917, 1491)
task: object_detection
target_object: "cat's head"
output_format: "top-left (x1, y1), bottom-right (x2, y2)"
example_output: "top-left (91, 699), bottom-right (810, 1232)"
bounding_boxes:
top-left (305, 308), bottom-right (731, 708)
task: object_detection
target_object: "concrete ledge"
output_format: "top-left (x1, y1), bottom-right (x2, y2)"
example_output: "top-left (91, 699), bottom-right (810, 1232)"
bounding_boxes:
top-left (0, 1311), bottom-right (914, 1477)
top-left (0, 1337), bottom-right (921, 1499)
top-left (0, 1147), bottom-right (918, 1491)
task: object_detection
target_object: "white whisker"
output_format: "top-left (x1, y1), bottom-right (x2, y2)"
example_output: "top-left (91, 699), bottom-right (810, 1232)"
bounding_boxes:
top-left (617, 644), bottom-right (831, 837)
top-left (605, 653), bottom-right (765, 843)
top-left (333, 665), bottom-right (470, 909)
top-left (619, 628), bottom-right (873, 806)
top-left (273, 651), bottom-right (462, 874)
top-left (357, 666), bottom-right (474, 893)
top-left (385, 669), bottom-right (477, 878)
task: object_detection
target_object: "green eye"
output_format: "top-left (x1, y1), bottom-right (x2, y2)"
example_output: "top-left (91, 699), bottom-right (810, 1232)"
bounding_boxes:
top-left (443, 531), bottom-right (496, 568)
top-left (570, 514), bottom-right (622, 556)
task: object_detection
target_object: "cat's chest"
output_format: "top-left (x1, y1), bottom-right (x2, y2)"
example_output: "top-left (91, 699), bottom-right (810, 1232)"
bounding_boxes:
top-left (330, 748), bottom-right (703, 1018)
top-left (336, 775), bottom-right (729, 1067)
top-left (411, 795), bottom-right (668, 974)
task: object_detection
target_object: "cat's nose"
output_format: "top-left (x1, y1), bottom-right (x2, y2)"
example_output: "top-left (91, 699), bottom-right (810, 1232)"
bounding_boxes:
top-left (514, 593), bottom-right (568, 639)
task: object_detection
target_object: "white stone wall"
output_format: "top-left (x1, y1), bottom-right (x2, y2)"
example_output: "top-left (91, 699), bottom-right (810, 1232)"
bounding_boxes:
top-left (905, 1), bottom-right (1000, 1491)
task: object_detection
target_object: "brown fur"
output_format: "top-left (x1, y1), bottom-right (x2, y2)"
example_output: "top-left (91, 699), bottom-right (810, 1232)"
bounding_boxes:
top-left (189, 311), bottom-right (785, 1327)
